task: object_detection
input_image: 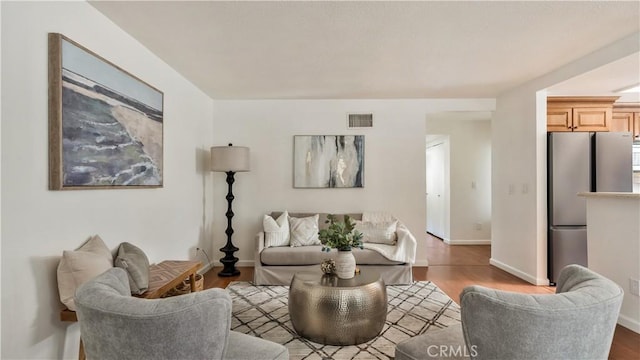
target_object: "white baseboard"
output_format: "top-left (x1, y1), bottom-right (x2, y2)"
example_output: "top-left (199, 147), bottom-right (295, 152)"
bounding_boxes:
top-left (238, 260), bottom-right (255, 267)
top-left (445, 239), bottom-right (491, 245)
top-left (413, 260), bottom-right (429, 267)
top-left (197, 262), bottom-right (214, 275)
top-left (618, 313), bottom-right (640, 334)
top-left (489, 258), bottom-right (549, 285)
top-left (211, 260), bottom-right (255, 268)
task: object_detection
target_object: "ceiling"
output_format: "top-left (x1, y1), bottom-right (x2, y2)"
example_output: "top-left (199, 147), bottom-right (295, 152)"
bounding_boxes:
top-left (89, 1), bottom-right (640, 100)
top-left (547, 53), bottom-right (640, 102)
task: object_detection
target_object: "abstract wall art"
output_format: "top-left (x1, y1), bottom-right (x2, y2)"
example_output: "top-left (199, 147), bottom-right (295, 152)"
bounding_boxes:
top-left (48, 33), bottom-right (164, 190)
top-left (293, 135), bottom-right (364, 188)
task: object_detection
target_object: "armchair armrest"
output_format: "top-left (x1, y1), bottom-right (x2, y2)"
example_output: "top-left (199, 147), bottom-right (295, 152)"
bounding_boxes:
top-left (395, 222), bottom-right (417, 264)
top-left (255, 232), bottom-right (266, 272)
top-left (75, 268), bottom-right (234, 360)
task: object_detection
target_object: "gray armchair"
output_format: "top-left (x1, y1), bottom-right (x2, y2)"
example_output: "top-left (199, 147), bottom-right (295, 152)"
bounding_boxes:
top-left (395, 264), bottom-right (623, 360)
top-left (75, 268), bottom-right (288, 360)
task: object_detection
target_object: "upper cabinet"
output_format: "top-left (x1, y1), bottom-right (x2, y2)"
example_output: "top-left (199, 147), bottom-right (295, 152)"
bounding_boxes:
top-left (547, 96), bottom-right (619, 132)
top-left (612, 103), bottom-right (640, 140)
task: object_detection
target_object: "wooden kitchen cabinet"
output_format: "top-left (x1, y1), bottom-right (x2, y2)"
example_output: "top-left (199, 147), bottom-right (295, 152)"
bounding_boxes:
top-left (547, 96), bottom-right (619, 132)
top-left (612, 103), bottom-right (640, 140)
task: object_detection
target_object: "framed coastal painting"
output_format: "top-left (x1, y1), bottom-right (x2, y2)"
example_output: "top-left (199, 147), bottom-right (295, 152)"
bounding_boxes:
top-left (48, 33), bottom-right (164, 190)
top-left (293, 135), bottom-right (364, 188)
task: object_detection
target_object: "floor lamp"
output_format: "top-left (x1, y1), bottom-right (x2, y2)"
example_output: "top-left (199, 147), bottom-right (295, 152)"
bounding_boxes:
top-left (211, 143), bottom-right (250, 277)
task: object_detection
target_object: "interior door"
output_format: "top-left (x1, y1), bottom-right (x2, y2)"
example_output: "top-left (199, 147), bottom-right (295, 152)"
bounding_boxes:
top-left (426, 142), bottom-right (445, 239)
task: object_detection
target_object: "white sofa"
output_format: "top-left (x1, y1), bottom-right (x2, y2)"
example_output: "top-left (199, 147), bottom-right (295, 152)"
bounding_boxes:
top-left (254, 212), bottom-right (417, 285)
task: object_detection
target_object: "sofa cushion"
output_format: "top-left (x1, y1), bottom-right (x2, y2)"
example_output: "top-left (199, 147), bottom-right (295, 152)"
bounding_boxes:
top-left (355, 220), bottom-right (398, 245)
top-left (289, 214), bottom-right (321, 247)
top-left (114, 242), bottom-right (150, 295)
top-left (260, 246), bottom-right (404, 266)
top-left (57, 235), bottom-right (113, 311)
top-left (263, 211), bottom-right (290, 247)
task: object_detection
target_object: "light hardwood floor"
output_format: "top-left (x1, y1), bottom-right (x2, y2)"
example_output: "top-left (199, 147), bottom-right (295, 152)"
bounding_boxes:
top-left (203, 233), bottom-right (639, 359)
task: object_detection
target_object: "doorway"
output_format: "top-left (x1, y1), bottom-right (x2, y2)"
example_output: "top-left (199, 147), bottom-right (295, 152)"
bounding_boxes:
top-left (426, 138), bottom-right (447, 239)
top-left (425, 111), bottom-right (493, 246)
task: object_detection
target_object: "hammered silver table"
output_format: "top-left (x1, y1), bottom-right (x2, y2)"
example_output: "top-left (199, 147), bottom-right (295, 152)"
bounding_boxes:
top-left (288, 270), bottom-right (387, 345)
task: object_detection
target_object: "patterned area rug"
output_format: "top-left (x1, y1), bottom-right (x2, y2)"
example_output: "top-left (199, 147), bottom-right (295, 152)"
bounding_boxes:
top-left (228, 281), bottom-right (460, 360)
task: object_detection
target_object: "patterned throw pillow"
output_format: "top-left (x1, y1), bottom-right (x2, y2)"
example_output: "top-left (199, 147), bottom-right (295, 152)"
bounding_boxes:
top-left (289, 214), bottom-right (321, 247)
top-left (263, 211), bottom-right (290, 247)
top-left (354, 220), bottom-right (398, 245)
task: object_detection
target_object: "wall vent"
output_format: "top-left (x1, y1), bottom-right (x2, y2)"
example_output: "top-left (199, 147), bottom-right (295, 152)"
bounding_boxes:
top-left (347, 113), bottom-right (373, 128)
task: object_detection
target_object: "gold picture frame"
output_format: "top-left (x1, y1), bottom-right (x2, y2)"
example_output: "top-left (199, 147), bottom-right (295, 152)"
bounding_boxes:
top-left (48, 33), bottom-right (164, 190)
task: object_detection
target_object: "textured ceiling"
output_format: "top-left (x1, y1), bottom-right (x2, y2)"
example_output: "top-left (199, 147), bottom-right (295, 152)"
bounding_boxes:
top-left (89, 1), bottom-right (640, 99)
top-left (548, 53), bottom-right (640, 102)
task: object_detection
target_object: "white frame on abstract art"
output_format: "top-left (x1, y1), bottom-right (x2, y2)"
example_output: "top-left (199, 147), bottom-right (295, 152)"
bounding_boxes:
top-left (293, 135), bottom-right (364, 188)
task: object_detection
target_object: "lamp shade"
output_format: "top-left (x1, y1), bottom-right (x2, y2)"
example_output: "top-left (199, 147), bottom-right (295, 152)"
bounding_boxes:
top-left (210, 144), bottom-right (250, 172)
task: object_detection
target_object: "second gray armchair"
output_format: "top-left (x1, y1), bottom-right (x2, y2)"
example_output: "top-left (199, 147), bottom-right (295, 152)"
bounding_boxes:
top-left (395, 264), bottom-right (623, 360)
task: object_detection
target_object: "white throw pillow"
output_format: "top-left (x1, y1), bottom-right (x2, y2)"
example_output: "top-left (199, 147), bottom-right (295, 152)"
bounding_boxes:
top-left (289, 214), bottom-right (321, 247)
top-left (263, 211), bottom-right (290, 247)
top-left (355, 220), bottom-right (398, 245)
top-left (57, 235), bottom-right (113, 311)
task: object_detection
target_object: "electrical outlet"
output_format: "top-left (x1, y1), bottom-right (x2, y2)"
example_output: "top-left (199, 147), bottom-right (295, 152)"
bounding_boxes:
top-left (629, 278), bottom-right (640, 296)
top-left (508, 184), bottom-right (515, 195)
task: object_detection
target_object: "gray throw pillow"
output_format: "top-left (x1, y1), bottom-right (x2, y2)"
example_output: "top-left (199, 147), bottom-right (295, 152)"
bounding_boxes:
top-left (114, 242), bottom-right (150, 295)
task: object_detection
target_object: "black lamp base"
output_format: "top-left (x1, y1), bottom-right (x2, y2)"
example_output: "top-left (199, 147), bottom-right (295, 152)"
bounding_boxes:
top-left (218, 268), bottom-right (240, 277)
top-left (218, 170), bottom-right (241, 277)
top-left (218, 254), bottom-right (240, 277)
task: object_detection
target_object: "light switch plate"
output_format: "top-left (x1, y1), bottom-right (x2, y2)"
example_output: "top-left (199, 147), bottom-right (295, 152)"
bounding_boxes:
top-left (629, 278), bottom-right (640, 296)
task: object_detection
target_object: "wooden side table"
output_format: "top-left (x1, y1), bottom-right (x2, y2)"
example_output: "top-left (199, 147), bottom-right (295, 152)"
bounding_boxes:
top-left (60, 260), bottom-right (202, 360)
top-left (138, 260), bottom-right (202, 298)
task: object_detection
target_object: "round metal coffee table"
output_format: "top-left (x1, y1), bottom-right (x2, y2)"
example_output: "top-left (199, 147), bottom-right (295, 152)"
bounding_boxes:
top-left (288, 270), bottom-right (387, 345)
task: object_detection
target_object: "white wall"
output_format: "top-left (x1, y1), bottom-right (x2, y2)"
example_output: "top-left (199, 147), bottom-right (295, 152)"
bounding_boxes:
top-left (426, 119), bottom-right (492, 243)
top-left (584, 195), bottom-right (640, 333)
top-left (0, 2), bottom-right (214, 359)
top-left (491, 32), bottom-right (640, 285)
top-left (211, 99), bottom-right (495, 268)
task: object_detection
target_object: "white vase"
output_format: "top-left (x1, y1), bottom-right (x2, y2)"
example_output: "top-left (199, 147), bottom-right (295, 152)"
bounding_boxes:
top-left (335, 250), bottom-right (356, 279)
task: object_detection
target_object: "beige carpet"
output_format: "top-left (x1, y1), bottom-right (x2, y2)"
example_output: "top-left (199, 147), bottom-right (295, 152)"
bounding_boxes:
top-left (228, 281), bottom-right (461, 360)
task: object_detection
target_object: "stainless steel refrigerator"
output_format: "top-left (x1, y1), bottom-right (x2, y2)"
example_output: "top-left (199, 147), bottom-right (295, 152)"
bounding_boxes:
top-left (547, 132), bottom-right (632, 284)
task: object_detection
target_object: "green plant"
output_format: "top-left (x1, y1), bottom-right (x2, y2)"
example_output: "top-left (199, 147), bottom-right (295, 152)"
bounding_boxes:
top-left (318, 214), bottom-right (364, 252)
